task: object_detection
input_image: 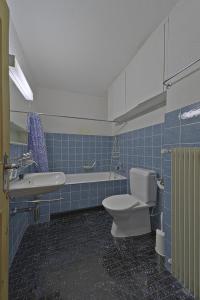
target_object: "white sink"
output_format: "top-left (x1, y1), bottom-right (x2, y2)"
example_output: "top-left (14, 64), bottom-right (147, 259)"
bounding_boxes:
top-left (9, 172), bottom-right (65, 198)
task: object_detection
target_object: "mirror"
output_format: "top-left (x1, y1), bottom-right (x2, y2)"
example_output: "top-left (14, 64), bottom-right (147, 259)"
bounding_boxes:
top-left (10, 121), bottom-right (27, 145)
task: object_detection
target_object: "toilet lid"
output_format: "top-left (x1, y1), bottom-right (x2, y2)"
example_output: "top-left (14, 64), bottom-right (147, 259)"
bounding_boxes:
top-left (102, 194), bottom-right (139, 211)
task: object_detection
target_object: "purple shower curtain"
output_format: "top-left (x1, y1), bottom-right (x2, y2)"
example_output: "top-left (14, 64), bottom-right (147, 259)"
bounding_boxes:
top-left (27, 112), bottom-right (49, 172)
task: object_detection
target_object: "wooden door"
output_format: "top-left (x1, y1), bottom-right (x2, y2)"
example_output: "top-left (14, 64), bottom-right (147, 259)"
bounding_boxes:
top-left (0, 1), bottom-right (9, 299)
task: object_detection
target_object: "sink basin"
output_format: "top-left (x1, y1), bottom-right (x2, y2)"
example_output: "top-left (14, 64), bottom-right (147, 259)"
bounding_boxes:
top-left (9, 172), bottom-right (65, 198)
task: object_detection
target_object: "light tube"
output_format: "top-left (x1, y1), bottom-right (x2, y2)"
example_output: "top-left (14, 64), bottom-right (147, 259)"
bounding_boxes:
top-left (9, 55), bottom-right (33, 101)
top-left (179, 108), bottom-right (200, 120)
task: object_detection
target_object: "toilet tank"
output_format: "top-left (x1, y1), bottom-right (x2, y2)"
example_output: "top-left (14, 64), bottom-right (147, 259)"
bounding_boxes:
top-left (129, 168), bottom-right (157, 206)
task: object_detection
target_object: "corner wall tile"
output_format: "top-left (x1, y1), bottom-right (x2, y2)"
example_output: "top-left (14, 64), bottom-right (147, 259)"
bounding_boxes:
top-left (165, 109), bottom-right (181, 128)
top-left (181, 123), bottom-right (200, 144)
top-left (164, 127), bottom-right (180, 145)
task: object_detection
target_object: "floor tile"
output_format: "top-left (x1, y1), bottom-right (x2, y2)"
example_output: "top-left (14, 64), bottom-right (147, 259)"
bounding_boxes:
top-left (9, 208), bottom-right (194, 300)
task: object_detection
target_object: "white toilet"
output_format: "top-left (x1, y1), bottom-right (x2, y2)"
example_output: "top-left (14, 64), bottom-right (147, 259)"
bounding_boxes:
top-left (102, 168), bottom-right (157, 237)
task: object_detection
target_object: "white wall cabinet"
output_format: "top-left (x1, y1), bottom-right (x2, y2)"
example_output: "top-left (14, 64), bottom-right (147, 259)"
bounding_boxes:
top-left (165, 0), bottom-right (200, 112)
top-left (108, 22), bottom-right (165, 121)
top-left (166, 0), bottom-right (200, 79)
top-left (108, 71), bottom-right (126, 120)
top-left (125, 23), bottom-right (164, 112)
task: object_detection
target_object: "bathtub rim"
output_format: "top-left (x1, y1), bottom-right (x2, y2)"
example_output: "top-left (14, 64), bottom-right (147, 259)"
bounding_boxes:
top-left (65, 171), bottom-right (127, 185)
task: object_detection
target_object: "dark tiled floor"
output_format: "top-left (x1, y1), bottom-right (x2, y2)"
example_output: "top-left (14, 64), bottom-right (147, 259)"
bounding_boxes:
top-left (9, 208), bottom-right (194, 300)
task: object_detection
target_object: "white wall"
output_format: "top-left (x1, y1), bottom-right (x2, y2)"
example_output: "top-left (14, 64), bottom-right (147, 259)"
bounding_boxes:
top-left (9, 19), bottom-right (112, 136)
top-left (9, 19), bottom-right (37, 130)
top-left (11, 0), bottom-right (200, 137)
top-left (36, 87), bottom-right (112, 136)
top-left (109, 0), bottom-right (200, 134)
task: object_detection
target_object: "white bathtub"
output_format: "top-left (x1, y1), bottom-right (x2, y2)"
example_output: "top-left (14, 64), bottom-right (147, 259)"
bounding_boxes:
top-left (65, 172), bottom-right (126, 185)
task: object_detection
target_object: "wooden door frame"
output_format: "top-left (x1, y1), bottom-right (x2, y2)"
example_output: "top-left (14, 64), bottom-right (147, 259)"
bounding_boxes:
top-left (0, 1), bottom-right (10, 299)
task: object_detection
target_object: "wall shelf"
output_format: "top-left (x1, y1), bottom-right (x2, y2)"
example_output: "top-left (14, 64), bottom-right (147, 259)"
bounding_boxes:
top-left (114, 91), bottom-right (166, 124)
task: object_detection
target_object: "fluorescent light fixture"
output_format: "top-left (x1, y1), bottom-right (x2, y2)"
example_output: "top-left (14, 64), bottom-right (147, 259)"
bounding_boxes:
top-left (9, 54), bottom-right (33, 101)
top-left (179, 108), bottom-right (200, 120)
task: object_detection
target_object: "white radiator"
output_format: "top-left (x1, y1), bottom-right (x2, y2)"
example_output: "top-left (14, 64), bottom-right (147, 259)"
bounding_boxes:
top-left (172, 148), bottom-right (200, 299)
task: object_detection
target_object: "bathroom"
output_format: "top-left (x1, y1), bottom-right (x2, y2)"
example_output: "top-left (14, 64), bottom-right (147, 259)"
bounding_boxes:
top-left (0, 0), bottom-right (200, 299)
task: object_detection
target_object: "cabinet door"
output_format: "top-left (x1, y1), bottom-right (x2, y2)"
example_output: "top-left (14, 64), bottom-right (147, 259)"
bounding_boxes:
top-left (167, 0), bottom-right (200, 78)
top-left (108, 71), bottom-right (126, 120)
top-left (126, 23), bottom-right (164, 112)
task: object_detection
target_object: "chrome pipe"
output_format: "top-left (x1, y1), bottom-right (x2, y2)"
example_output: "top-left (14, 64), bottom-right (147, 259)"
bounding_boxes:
top-left (10, 207), bottom-right (33, 216)
top-left (161, 149), bottom-right (172, 154)
top-left (10, 198), bottom-right (64, 204)
top-left (163, 57), bottom-right (200, 88)
top-left (10, 109), bottom-right (116, 123)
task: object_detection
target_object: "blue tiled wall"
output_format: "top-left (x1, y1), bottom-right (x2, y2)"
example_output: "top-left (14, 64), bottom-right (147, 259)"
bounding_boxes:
top-left (45, 133), bottom-right (113, 174)
top-left (9, 143), bottom-right (30, 266)
top-left (163, 100), bottom-right (200, 270)
top-left (43, 129), bottom-right (164, 228)
top-left (118, 124), bottom-right (164, 177)
top-left (10, 101), bottom-right (200, 269)
top-left (43, 126), bottom-right (164, 228)
top-left (9, 134), bottom-right (127, 265)
top-left (117, 123), bottom-right (164, 230)
top-left (38, 179), bottom-right (127, 222)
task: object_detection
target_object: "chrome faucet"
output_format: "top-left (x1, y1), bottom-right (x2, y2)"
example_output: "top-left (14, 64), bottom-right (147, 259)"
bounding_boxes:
top-left (30, 160), bottom-right (39, 168)
top-left (9, 151), bottom-right (39, 181)
top-left (14, 151), bottom-right (33, 168)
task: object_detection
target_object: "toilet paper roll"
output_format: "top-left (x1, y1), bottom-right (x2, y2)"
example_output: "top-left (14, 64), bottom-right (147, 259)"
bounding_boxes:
top-left (155, 229), bottom-right (165, 257)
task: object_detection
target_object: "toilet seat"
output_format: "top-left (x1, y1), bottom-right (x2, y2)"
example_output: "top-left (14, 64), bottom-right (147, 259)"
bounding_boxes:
top-left (102, 194), bottom-right (139, 211)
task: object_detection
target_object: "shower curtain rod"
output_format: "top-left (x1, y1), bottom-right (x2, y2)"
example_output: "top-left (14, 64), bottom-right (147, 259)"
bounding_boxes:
top-left (163, 57), bottom-right (200, 88)
top-left (10, 109), bottom-right (116, 123)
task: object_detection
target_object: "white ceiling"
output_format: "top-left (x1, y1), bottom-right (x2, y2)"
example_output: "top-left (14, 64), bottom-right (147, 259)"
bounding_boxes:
top-left (7, 0), bottom-right (180, 96)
